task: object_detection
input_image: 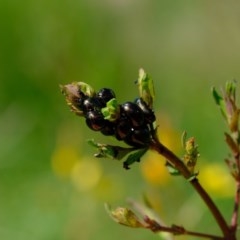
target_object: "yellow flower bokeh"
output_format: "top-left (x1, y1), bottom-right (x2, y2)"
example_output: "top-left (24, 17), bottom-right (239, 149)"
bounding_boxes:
top-left (51, 144), bottom-right (103, 192)
top-left (51, 145), bottom-right (80, 179)
top-left (141, 114), bottom-right (181, 186)
top-left (71, 157), bottom-right (102, 192)
top-left (141, 151), bottom-right (171, 186)
top-left (199, 163), bottom-right (235, 198)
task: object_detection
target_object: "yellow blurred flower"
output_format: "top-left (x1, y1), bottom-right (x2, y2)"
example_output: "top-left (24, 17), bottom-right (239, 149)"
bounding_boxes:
top-left (199, 163), bottom-right (235, 198)
top-left (51, 145), bottom-right (80, 179)
top-left (51, 144), bottom-right (103, 192)
top-left (71, 157), bottom-right (102, 192)
top-left (141, 151), bottom-right (171, 186)
top-left (141, 114), bottom-right (181, 185)
top-left (94, 174), bottom-right (124, 201)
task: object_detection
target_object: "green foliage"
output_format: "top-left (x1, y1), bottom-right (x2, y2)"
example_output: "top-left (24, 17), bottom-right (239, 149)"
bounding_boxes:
top-left (101, 98), bottom-right (120, 122)
top-left (123, 148), bottom-right (148, 170)
top-left (2, 1), bottom-right (240, 240)
top-left (136, 68), bottom-right (155, 108)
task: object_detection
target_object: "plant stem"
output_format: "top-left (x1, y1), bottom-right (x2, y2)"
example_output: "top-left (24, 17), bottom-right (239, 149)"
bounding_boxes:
top-left (230, 136), bottom-right (240, 233)
top-left (184, 230), bottom-right (224, 240)
top-left (150, 136), bottom-right (234, 239)
top-left (145, 216), bottom-right (224, 239)
top-left (231, 180), bottom-right (240, 232)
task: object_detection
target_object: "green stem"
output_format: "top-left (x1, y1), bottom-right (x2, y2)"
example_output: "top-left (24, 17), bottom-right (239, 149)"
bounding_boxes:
top-left (150, 137), bottom-right (234, 239)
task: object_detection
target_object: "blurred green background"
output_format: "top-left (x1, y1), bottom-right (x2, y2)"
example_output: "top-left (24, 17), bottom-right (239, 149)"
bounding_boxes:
top-left (1, 0), bottom-right (240, 239)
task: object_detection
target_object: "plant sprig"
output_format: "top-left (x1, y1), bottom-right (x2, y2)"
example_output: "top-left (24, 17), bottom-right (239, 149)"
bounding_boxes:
top-left (61, 70), bottom-right (238, 239)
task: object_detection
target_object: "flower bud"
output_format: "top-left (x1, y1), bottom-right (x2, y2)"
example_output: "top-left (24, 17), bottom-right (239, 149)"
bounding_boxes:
top-left (136, 68), bottom-right (155, 108)
top-left (60, 82), bottom-right (95, 116)
top-left (105, 204), bottom-right (144, 228)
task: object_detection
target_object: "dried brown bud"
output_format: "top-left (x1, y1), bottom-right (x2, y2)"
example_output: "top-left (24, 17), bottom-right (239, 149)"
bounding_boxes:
top-left (60, 82), bottom-right (95, 116)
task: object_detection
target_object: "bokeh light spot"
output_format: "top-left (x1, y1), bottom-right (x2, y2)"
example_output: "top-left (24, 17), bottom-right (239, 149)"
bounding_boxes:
top-left (141, 151), bottom-right (171, 186)
top-left (199, 163), bottom-right (235, 198)
top-left (71, 158), bottom-right (102, 192)
top-left (51, 145), bottom-right (79, 179)
top-left (141, 114), bottom-right (180, 186)
top-left (94, 174), bottom-right (124, 201)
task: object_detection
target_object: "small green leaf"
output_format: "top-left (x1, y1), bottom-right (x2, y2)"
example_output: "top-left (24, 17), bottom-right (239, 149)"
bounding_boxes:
top-left (187, 172), bottom-right (198, 182)
top-left (212, 87), bottom-right (227, 120)
top-left (101, 98), bottom-right (120, 122)
top-left (76, 82), bottom-right (95, 96)
top-left (165, 162), bottom-right (180, 176)
top-left (87, 139), bottom-right (135, 160)
top-left (123, 148), bottom-right (148, 169)
top-left (212, 87), bottom-right (223, 105)
top-left (87, 139), bottom-right (99, 148)
top-left (181, 131), bottom-right (187, 148)
top-left (136, 68), bottom-right (155, 108)
top-left (226, 81), bottom-right (236, 101)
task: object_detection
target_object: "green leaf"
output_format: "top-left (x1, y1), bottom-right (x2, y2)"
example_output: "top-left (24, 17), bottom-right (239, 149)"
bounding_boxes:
top-left (212, 87), bottom-right (227, 120)
top-left (76, 82), bottom-right (95, 96)
top-left (88, 140), bottom-right (149, 169)
top-left (101, 98), bottom-right (120, 122)
top-left (212, 87), bottom-right (223, 105)
top-left (87, 139), bottom-right (135, 160)
top-left (181, 131), bottom-right (187, 148)
top-left (187, 172), bottom-right (198, 182)
top-left (123, 148), bottom-right (148, 169)
top-left (136, 68), bottom-right (155, 108)
top-left (165, 162), bottom-right (180, 176)
top-left (226, 81), bottom-right (236, 101)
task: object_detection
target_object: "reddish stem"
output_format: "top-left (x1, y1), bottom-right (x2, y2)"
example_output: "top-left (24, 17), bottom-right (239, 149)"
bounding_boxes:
top-left (145, 217), bottom-right (224, 239)
top-left (231, 181), bottom-right (240, 232)
top-left (150, 137), bottom-right (235, 239)
top-left (229, 133), bottom-right (240, 234)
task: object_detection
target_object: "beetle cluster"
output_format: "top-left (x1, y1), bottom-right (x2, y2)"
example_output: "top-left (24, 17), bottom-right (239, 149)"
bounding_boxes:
top-left (115, 99), bottom-right (156, 147)
top-left (62, 82), bottom-right (156, 148)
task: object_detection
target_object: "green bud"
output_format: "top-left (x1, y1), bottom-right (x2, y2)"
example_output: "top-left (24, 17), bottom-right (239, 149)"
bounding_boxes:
top-left (226, 81), bottom-right (236, 101)
top-left (181, 132), bottom-right (199, 174)
top-left (105, 204), bottom-right (144, 228)
top-left (60, 83), bottom-right (84, 116)
top-left (136, 68), bottom-right (155, 108)
top-left (185, 137), bottom-right (196, 155)
top-left (183, 137), bottom-right (199, 174)
top-left (101, 98), bottom-right (120, 122)
top-left (225, 159), bottom-right (239, 180)
top-left (76, 82), bottom-right (95, 96)
top-left (212, 81), bottom-right (240, 135)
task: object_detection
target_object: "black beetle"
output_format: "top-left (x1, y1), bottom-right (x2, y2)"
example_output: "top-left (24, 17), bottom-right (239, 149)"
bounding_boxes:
top-left (96, 88), bottom-right (116, 106)
top-left (85, 110), bottom-right (106, 131)
top-left (115, 117), bottom-right (133, 140)
top-left (124, 126), bottom-right (151, 147)
top-left (134, 98), bottom-right (156, 124)
top-left (120, 102), bottom-right (144, 127)
top-left (82, 97), bottom-right (103, 113)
